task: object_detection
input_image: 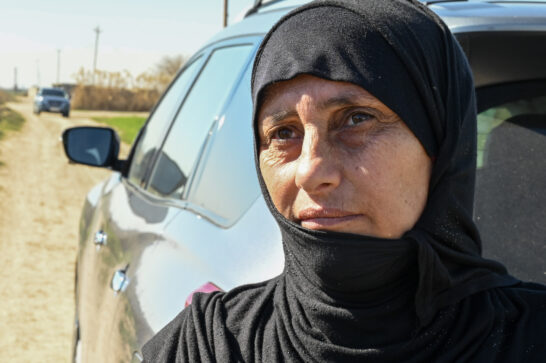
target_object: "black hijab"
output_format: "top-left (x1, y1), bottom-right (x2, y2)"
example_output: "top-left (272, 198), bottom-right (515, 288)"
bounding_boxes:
top-left (143, 1), bottom-right (546, 361)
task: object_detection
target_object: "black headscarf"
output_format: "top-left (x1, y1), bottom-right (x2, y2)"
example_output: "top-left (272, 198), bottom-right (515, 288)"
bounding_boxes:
top-left (143, 1), bottom-right (546, 361)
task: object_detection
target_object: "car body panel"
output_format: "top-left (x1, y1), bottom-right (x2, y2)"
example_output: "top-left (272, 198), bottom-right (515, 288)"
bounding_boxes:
top-left (78, 175), bottom-right (181, 361)
top-left (91, 177), bottom-right (282, 362)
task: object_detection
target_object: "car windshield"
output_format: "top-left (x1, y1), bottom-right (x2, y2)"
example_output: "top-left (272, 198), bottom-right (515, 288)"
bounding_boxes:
top-left (41, 89), bottom-right (65, 97)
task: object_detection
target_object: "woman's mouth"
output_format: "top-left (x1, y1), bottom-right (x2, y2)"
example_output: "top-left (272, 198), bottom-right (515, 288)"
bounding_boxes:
top-left (296, 208), bottom-right (363, 230)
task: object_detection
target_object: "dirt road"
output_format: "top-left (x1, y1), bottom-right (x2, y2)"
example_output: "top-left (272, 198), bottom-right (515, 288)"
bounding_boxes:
top-left (0, 98), bottom-right (127, 362)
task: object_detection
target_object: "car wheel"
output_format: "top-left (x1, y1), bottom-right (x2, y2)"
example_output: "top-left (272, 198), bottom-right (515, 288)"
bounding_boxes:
top-left (63, 111), bottom-right (70, 118)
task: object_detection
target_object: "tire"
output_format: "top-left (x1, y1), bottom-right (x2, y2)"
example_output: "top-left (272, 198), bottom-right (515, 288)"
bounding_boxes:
top-left (62, 111), bottom-right (70, 118)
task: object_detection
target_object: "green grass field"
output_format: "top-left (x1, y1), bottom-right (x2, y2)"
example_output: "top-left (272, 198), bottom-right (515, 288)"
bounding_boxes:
top-left (92, 116), bottom-right (147, 144)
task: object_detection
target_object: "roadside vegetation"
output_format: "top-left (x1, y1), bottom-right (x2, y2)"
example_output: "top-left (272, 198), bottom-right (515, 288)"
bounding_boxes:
top-left (0, 107), bottom-right (24, 140)
top-left (0, 89), bottom-right (15, 105)
top-left (0, 89), bottom-right (25, 166)
top-left (92, 116), bottom-right (147, 144)
top-left (0, 90), bottom-right (24, 140)
top-left (72, 54), bottom-right (187, 112)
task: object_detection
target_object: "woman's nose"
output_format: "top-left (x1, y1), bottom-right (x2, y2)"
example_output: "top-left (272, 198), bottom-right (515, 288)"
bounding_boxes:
top-left (295, 130), bottom-right (341, 195)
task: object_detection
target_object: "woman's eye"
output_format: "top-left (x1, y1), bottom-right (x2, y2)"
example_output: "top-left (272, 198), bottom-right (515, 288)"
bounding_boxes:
top-left (347, 112), bottom-right (372, 126)
top-left (272, 127), bottom-right (297, 140)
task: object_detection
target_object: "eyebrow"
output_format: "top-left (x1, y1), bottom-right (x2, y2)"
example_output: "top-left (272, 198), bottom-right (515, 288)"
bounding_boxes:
top-left (267, 110), bottom-right (298, 124)
top-left (263, 92), bottom-right (367, 125)
top-left (318, 93), bottom-right (363, 111)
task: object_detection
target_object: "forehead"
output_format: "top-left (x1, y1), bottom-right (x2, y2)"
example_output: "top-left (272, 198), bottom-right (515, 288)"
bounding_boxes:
top-left (263, 75), bottom-right (369, 103)
top-left (258, 74), bottom-right (391, 119)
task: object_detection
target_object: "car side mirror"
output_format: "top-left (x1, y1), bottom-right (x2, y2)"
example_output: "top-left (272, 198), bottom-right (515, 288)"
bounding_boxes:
top-left (62, 126), bottom-right (122, 170)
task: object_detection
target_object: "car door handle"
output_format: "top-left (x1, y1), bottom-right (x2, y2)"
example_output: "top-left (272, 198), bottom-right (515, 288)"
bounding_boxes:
top-left (111, 269), bottom-right (130, 294)
top-left (94, 230), bottom-right (107, 247)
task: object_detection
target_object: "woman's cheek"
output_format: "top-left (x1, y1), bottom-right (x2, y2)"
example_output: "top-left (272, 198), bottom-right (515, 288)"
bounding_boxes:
top-left (260, 147), bottom-right (286, 168)
top-left (260, 152), bottom-right (298, 218)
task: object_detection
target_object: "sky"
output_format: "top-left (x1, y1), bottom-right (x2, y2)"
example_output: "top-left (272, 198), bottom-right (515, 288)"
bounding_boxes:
top-left (0, 0), bottom-right (253, 89)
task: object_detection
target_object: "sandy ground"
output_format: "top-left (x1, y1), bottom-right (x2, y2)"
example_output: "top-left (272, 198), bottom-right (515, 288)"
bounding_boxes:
top-left (0, 98), bottom-right (132, 362)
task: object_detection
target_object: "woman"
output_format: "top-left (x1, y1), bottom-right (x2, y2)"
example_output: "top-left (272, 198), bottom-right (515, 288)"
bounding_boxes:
top-left (143, 0), bottom-right (546, 361)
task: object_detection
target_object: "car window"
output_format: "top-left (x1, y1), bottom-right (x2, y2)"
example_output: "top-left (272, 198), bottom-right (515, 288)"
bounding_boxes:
top-left (147, 44), bottom-right (253, 198)
top-left (41, 89), bottom-right (65, 97)
top-left (474, 92), bottom-right (546, 283)
top-left (476, 95), bottom-right (546, 169)
top-left (188, 66), bottom-right (260, 226)
top-left (128, 57), bottom-right (203, 187)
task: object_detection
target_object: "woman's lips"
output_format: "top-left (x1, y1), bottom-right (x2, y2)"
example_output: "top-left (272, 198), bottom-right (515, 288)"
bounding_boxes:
top-left (296, 208), bottom-right (362, 230)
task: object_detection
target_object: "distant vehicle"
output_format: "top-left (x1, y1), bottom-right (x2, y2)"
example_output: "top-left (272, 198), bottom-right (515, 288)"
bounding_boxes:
top-left (61, 0), bottom-right (546, 362)
top-left (33, 87), bottom-right (70, 117)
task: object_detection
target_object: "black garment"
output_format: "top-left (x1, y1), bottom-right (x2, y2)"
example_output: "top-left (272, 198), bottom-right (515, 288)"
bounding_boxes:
top-left (143, 0), bottom-right (546, 361)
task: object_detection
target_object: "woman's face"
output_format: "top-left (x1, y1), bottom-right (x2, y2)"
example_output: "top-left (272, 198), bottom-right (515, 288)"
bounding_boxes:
top-left (258, 75), bottom-right (432, 239)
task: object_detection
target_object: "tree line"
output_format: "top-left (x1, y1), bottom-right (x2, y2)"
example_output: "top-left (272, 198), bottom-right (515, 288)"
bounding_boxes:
top-left (71, 55), bottom-right (188, 111)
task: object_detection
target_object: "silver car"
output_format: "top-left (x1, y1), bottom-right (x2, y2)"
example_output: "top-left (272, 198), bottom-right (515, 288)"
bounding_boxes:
top-left (62, 1), bottom-right (546, 361)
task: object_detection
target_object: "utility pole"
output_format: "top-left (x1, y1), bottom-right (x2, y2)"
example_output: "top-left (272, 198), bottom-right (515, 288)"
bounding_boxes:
top-left (36, 59), bottom-right (40, 87)
top-left (13, 67), bottom-right (18, 92)
top-left (93, 26), bottom-right (102, 84)
top-left (223, 0), bottom-right (228, 27)
top-left (56, 49), bottom-right (61, 84)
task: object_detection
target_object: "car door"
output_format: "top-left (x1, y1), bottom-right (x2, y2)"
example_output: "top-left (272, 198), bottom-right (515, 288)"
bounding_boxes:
top-left (100, 38), bottom-right (269, 363)
top-left (77, 55), bottom-right (205, 362)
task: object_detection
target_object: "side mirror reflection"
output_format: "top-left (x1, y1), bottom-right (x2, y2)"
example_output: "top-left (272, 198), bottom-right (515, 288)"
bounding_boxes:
top-left (149, 150), bottom-right (187, 196)
top-left (62, 127), bottom-right (120, 168)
